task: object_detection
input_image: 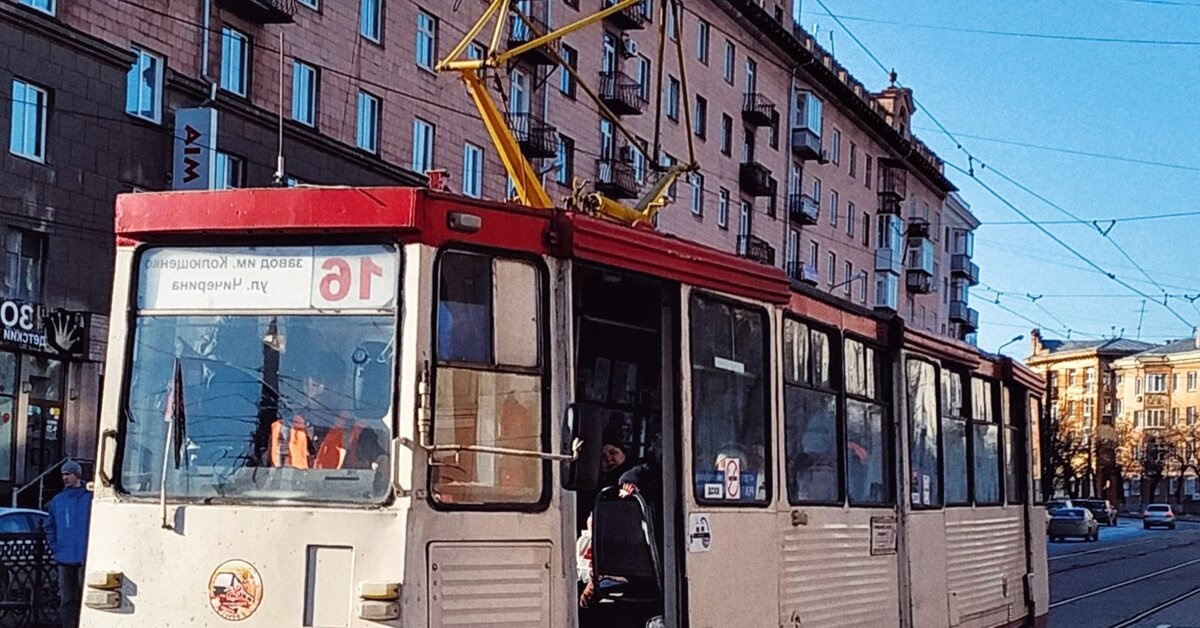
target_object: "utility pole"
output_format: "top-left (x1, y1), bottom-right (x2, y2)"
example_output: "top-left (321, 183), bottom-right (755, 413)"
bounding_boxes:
top-left (1136, 300), bottom-right (1147, 341)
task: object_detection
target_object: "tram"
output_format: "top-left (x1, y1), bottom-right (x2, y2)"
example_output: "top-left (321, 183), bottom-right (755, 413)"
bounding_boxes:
top-left (79, 185), bottom-right (1047, 627)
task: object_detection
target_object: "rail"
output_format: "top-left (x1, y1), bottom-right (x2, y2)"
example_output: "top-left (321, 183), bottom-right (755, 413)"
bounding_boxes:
top-left (11, 458), bottom-right (89, 509)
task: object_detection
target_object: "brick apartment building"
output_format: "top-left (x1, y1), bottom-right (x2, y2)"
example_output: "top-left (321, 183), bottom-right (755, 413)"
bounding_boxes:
top-left (1, 0), bottom-right (981, 497)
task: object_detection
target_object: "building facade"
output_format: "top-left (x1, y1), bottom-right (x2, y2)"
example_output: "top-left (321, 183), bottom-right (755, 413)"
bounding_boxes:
top-left (2, 0), bottom-right (983, 498)
top-left (1111, 331), bottom-right (1200, 504)
top-left (1025, 329), bottom-right (1153, 503)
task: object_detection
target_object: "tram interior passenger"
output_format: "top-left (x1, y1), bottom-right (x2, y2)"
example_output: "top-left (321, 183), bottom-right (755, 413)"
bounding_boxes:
top-left (572, 268), bottom-right (666, 627)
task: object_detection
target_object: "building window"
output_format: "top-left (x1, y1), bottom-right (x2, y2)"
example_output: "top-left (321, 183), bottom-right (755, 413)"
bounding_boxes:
top-left (865, 155), bottom-right (873, 189)
top-left (691, 173), bottom-right (704, 216)
top-left (829, 190), bottom-right (838, 227)
top-left (693, 94), bottom-right (707, 139)
top-left (717, 187), bottom-right (729, 229)
top-left (219, 27), bottom-right (250, 97)
top-left (355, 91), bottom-right (380, 153)
top-left (862, 211), bottom-right (870, 246)
top-left (1189, 371), bottom-right (1197, 391)
top-left (697, 20), bottom-right (710, 64)
top-left (635, 55), bottom-right (651, 102)
top-left (737, 202), bottom-right (751, 254)
top-left (467, 41), bottom-right (487, 60)
top-left (17, 0), bottom-right (54, 16)
top-left (843, 262), bottom-right (853, 295)
top-left (722, 41), bottom-right (735, 84)
top-left (291, 60), bottom-right (318, 127)
top-left (720, 114), bottom-right (733, 156)
top-left (809, 241), bottom-right (819, 279)
top-left (214, 151), bottom-right (244, 189)
top-left (830, 128), bottom-right (841, 165)
top-left (849, 142), bottom-right (857, 178)
top-left (559, 44), bottom-right (578, 98)
top-left (666, 76), bottom-right (680, 121)
top-left (556, 135), bottom-right (574, 185)
top-left (126, 46), bottom-right (164, 123)
top-left (297, 0), bottom-right (319, 8)
top-left (9, 79), bottom-right (47, 162)
top-left (1147, 409), bottom-right (1166, 428)
top-left (1189, 406), bottom-right (1197, 426)
top-left (1085, 367), bottom-right (1096, 393)
top-left (827, 251), bottom-right (836, 285)
top-left (847, 201), bottom-right (856, 237)
top-left (666, 0), bottom-right (678, 40)
top-left (360, 0), bottom-right (382, 42)
top-left (4, 229), bottom-right (45, 302)
top-left (1147, 373), bottom-right (1167, 393)
top-left (769, 110), bottom-right (780, 149)
top-left (811, 178), bottom-right (821, 214)
top-left (416, 11), bottom-right (437, 70)
top-left (412, 117), bottom-right (436, 173)
top-left (1067, 369), bottom-right (1076, 387)
top-left (462, 143), bottom-right (483, 198)
top-left (564, 0), bottom-right (577, 7)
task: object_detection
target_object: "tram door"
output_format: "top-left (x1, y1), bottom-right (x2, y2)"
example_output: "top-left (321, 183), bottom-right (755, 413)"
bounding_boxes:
top-left (678, 288), bottom-right (778, 627)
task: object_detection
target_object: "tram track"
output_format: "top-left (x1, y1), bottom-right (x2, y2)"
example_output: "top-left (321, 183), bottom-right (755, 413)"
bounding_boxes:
top-left (1049, 556), bottom-right (1200, 609)
top-left (1048, 535), bottom-right (1200, 576)
top-left (1105, 585), bottom-right (1200, 628)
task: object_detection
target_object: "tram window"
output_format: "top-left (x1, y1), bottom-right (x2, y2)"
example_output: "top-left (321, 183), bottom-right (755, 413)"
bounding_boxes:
top-left (1005, 386), bottom-right (1025, 504)
top-left (783, 320), bottom-right (839, 504)
top-left (941, 370), bottom-right (968, 505)
top-left (1029, 395), bottom-right (1043, 502)
top-left (907, 359), bottom-right (941, 508)
top-left (690, 294), bottom-right (770, 505)
top-left (971, 377), bottom-right (1000, 505)
top-left (431, 251), bottom-right (546, 507)
top-left (845, 338), bottom-right (890, 505)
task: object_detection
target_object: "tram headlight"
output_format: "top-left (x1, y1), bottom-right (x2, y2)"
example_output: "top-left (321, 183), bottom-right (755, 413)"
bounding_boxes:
top-left (358, 581), bottom-right (400, 621)
top-left (83, 570), bottom-right (124, 611)
top-left (84, 590), bottom-right (121, 610)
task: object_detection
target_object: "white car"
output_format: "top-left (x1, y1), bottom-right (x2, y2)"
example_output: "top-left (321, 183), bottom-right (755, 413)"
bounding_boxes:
top-left (0, 507), bottom-right (49, 533)
top-left (1143, 504), bottom-right (1176, 530)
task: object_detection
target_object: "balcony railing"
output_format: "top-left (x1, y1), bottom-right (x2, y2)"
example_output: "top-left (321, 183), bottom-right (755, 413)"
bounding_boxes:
top-left (905, 270), bottom-right (934, 294)
top-left (951, 253), bottom-right (980, 286)
top-left (507, 13), bottom-right (558, 66)
top-left (950, 300), bottom-right (979, 332)
top-left (787, 193), bottom-right (819, 225)
top-left (595, 158), bottom-right (639, 198)
top-left (598, 71), bottom-right (645, 116)
top-left (509, 113), bottom-right (558, 159)
top-left (214, 0), bottom-right (295, 24)
top-left (874, 247), bottom-right (902, 275)
top-left (791, 126), bottom-right (821, 162)
top-left (601, 0), bottom-right (647, 30)
top-left (738, 235), bottom-right (776, 266)
top-left (738, 161), bottom-right (775, 197)
top-left (906, 217), bottom-right (931, 238)
top-left (877, 158), bottom-right (907, 214)
top-left (787, 261), bottom-right (820, 285)
top-left (742, 92), bottom-right (776, 127)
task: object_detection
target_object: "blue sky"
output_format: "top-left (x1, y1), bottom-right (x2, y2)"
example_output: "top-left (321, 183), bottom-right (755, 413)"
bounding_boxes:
top-left (800, 0), bottom-right (1200, 357)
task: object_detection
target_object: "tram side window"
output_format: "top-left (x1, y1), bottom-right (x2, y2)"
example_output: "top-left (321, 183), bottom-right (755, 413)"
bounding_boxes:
top-left (942, 370), bottom-right (968, 505)
top-left (844, 338), bottom-right (891, 505)
top-left (1029, 395), bottom-right (1043, 503)
top-left (907, 359), bottom-right (941, 508)
top-left (1004, 386), bottom-right (1025, 504)
top-left (431, 251), bottom-right (545, 507)
top-left (783, 320), bottom-right (839, 505)
top-left (690, 294), bottom-right (770, 505)
top-left (972, 377), bottom-right (1001, 505)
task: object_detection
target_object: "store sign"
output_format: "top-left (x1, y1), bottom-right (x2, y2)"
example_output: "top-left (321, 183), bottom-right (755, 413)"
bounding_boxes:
top-left (138, 246), bottom-right (398, 311)
top-left (0, 300), bottom-right (90, 356)
top-left (172, 107), bottom-right (219, 190)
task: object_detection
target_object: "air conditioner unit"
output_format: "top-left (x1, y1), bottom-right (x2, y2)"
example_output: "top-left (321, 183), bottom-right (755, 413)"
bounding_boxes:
top-left (620, 34), bottom-right (638, 58)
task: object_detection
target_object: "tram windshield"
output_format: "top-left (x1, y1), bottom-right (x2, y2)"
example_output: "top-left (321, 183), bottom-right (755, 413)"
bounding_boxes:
top-left (117, 245), bottom-right (398, 504)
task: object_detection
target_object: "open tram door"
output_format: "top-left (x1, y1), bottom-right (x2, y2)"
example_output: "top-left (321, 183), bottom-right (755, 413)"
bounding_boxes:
top-left (566, 264), bottom-right (685, 628)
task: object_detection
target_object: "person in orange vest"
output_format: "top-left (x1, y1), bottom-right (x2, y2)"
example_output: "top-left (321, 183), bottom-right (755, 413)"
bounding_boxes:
top-left (271, 351), bottom-right (345, 469)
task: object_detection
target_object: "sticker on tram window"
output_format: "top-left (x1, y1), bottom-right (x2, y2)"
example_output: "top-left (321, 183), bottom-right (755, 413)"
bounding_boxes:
top-left (695, 470), bottom-right (757, 501)
top-left (137, 245), bottom-right (397, 311)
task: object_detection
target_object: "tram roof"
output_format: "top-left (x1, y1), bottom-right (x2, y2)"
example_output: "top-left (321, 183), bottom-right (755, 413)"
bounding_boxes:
top-left (115, 186), bottom-right (792, 306)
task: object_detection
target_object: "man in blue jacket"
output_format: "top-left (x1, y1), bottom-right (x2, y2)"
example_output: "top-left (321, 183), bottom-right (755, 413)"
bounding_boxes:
top-left (46, 459), bottom-right (92, 628)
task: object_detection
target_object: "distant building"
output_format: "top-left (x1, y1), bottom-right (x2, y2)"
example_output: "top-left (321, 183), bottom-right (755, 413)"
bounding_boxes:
top-left (1025, 329), bottom-right (1154, 502)
top-left (1111, 329), bottom-right (1200, 504)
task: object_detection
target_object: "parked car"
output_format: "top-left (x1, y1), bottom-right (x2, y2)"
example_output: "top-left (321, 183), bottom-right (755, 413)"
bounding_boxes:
top-left (0, 507), bottom-right (49, 533)
top-left (1143, 504), bottom-right (1177, 530)
top-left (1048, 508), bottom-right (1100, 542)
top-left (1045, 499), bottom-right (1074, 526)
top-left (1077, 499), bottom-right (1118, 526)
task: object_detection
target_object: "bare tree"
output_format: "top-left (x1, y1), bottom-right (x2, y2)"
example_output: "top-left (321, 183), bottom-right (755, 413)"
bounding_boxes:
top-left (1042, 409), bottom-right (1091, 499)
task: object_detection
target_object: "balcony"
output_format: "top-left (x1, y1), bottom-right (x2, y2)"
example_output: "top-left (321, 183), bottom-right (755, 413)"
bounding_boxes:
top-left (738, 235), bottom-right (776, 266)
top-left (906, 217), bottom-right (931, 238)
top-left (509, 113), bottom-right (558, 159)
top-left (877, 158), bottom-right (907, 214)
top-left (742, 93), bottom-right (776, 127)
top-left (214, 0), bottom-right (295, 24)
top-left (787, 193), bottom-right (819, 225)
top-left (791, 126), bottom-right (822, 162)
top-left (874, 247), bottom-right (902, 275)
top-left (601, 0), bottom-right (647, 30)
top-left (738, 162), bottom-right (775, 197)
top-left (598, 71), bottom-right (645, 116)
top-left (950, 300), bottom-right (979, 332)
top-left (951, 253), bottom-right (980, 286)
top-left (595, 158), bottom-right (639, 198)
top-left (507, 14), bottom-right (558, 66)
top-left (905, 270), bottom-right (934, 294)
top-left (787, 261), bottom-right (820, 285)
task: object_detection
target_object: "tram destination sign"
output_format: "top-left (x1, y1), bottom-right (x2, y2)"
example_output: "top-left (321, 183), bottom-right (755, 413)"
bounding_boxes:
top-left (138, 246), bottom-right (398, 311)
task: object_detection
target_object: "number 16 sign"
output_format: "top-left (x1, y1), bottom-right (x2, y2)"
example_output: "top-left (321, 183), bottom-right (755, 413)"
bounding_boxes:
top-left (310, 247), bottom-right (397, 310)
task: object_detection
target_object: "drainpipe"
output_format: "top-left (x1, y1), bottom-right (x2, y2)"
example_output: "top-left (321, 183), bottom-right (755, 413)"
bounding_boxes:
top-left (200, 0), bottom-right (215, 90)
top-left (784, 69), bottom-right (798, 273)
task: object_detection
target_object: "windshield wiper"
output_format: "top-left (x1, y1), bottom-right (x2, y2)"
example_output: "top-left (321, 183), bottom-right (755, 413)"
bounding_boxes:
top-left (160, 357), bottom-right (187, 530)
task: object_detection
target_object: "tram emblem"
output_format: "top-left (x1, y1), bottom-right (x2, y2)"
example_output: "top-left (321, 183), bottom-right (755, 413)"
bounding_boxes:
top-left (208, 559), bottom-right (263, 621)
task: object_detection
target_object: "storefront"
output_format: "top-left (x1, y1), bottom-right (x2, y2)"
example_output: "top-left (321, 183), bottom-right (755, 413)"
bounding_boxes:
top-left (0, 298), bottom-right (97, 497)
